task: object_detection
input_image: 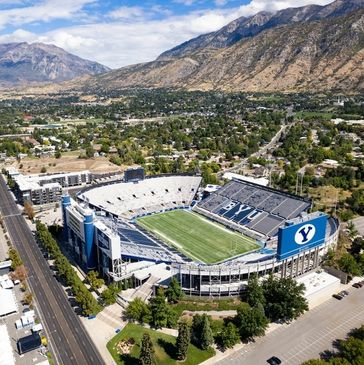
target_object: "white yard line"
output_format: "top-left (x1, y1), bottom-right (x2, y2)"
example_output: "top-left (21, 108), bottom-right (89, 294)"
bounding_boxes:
top-left (140, 223), bottom-right (204, 263)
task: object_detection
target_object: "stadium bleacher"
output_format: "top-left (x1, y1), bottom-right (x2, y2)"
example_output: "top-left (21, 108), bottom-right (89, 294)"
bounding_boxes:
top-left (79, 175), bottom-right (202, 219)
top-left (197, 179), bottom-right (311, 238)
top-left (118, 227), bottom-right (158, 247)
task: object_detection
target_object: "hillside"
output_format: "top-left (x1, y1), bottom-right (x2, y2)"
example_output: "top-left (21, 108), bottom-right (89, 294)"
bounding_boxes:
top-left (79, 6), bottom-right (364, 93)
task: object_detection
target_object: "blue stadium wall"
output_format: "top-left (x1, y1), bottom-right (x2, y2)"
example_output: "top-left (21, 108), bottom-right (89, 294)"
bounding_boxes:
top-left (277, 213), bottom-right (328, 261)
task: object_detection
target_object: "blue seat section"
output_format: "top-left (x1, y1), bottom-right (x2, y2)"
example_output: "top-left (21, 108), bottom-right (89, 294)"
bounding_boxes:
top-left (231, 207), bottom-right (254, 223)
top-left (248, 210), bottom-right (261, 220)
top-left (217, 201), bottom-right (237, 215)
top-left (118, 227), bottom-right (158, 247)
top-left (223, 203), bottom-right (242, 219)
top-left (197, 179), bottom-right (311, 238)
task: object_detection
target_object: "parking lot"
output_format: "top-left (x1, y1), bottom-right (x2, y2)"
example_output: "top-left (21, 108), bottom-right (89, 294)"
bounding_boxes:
top-left (0, 217), bottom-right (48, 365)
top-left (218, 281), bottom-right (364, 365)
top-left (0, 268), bottom-right (49, 365)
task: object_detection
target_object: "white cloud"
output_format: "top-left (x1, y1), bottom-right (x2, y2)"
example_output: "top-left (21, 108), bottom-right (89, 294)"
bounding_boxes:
top-left (215, 0), bottom-right (229, 6)
top-left (0, 0), bottom-right (96, 29)
top-left (0, 0), bottom-right (336, 68)
top-left (173, 0), bottom-right (197, 5)
top-left (108, 6), bottom-right (146, 20)
top-left (236, 0), bottom-right (333, 16)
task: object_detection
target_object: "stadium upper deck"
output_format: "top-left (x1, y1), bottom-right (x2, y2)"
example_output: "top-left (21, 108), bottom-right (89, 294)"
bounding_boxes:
top-left (78, 174), bottom-right (202, 219)
top-left (197, 179), bottom-right (312, 238)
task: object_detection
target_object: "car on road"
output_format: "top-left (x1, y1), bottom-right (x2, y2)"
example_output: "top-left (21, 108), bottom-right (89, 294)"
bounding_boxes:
top-left (333, 293), bottom-right (344, 300)
top-left (267, 356), bottom-right (282, 365)
top-left (339, 290), bottom-right (349, 297)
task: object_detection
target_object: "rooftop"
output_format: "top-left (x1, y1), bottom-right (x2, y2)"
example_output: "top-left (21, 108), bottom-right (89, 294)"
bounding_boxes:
top-left (0, 325), bottom-right (15, 365)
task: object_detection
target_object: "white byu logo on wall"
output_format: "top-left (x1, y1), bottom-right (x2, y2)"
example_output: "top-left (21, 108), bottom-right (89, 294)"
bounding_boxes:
top-left (294, 224), bottom-right (316, 245)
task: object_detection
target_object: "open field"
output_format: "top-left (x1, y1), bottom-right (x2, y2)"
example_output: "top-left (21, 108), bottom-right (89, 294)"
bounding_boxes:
top-left (107, 323), bottom-right (214, 365)
top-left (308, 185), bottom-right (351, 210)
top-left (137, 210), bottom-right (260, 264)
top-left (10, 155), bottom-right (122, 174)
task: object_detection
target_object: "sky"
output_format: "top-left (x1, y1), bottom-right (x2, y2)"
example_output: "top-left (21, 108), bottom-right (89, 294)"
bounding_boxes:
top-left (0, 0), bottom-right (334, 69)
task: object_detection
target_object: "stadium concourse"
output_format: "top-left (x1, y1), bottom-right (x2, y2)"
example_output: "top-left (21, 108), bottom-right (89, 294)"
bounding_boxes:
top-left (62, 170), bottom-right (340, 297)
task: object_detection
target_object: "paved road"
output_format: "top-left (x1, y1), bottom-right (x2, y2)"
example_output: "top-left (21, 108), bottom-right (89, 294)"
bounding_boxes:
top-left (217, 286), bottom-right (364, 365)
top-left (218, 122), bottom-right (290, 177)
top-left (0, 176), bottom-right (105, 365)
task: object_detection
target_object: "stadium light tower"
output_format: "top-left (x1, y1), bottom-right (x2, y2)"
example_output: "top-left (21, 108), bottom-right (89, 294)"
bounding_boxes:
top-left (295, 169), bottom-right (305, 196)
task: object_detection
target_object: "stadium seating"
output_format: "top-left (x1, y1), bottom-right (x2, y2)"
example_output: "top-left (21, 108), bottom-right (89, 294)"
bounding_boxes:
top-left (197, 179), bottom-right (311, 238)
top-left (79, 175), bottom-right (202, 219)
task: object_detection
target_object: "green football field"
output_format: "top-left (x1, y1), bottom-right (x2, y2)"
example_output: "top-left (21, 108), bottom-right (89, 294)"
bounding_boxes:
top-left (137, 210), bottom-right (260, 264)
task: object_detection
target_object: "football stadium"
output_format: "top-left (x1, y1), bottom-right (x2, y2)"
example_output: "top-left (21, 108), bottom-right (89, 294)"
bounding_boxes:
top-left (62, 168), bottom-right (340, 296)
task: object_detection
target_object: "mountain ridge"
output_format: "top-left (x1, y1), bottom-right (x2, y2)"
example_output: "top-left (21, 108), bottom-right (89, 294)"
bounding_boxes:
top-left (0, 42), bottom-right (110, 86)
top-left (157, 0), bottom-right (364, 61)
top-left (76, 3), bottom-right (364, 93)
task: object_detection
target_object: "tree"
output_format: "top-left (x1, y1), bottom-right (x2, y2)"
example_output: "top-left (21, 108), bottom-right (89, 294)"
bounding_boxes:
top-left (220, 322), bottom-right (240, 350)
top-left (125, 298), bottom-right (150, 323)
top-left (176, 321), bottom-right (190, 361)
top-left (148, 294), bottom-right (177, 329)
top-left (347, 189), bottom-right (364, 215)
top-left (350, 325), bottom-right (364, 341)
top-left (329, 359), bottom-right (351, 365)
top-left (246, 274), bottom-right (265, 308)
top-left (85, 270), bottom-right (104, 291)
top-left (262, 276), bottom-right (308, 322)
top-left (100, 284), bottom-right (119, 306)
top-left (234, 303), bottom-right (268, 341)
top-left (200, 315), bottom-right (214, 350)
top-left (23, 291), bottom-right (33, 305)
top-left (23, 201), bottom-right (35, 220)
top-left (339, 337), bottom-right (364, 365)
top-left (40, 166), bottom-right (47, 173)
top-left (139, 333), bottom-right (154, 365)
top-left (338, 253), bottom-right (362, 277)
top-left (85, 146), bottom-right (95, 158)
top-left (8, 248), bottom-right (23, 269)
top-left (165, 277), bottom-right (182, 303)
top-left (74, 284), bottom-right (101, 316)
top-left (10, 265), bottom-right (27, 282)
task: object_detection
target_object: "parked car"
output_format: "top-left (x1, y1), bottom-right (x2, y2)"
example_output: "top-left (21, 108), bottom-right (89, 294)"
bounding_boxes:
top-left (353, 282), bottom-right (362, 288)
top-left (339, 290), bottom-right (349, 297)
top-left (267, 356), bottom-right (282, 365)
top-left (333, 293), bottom-right (344, 300)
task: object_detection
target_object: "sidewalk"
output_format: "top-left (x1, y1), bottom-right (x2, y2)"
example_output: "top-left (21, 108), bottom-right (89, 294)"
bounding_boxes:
top-left (182, 310), bottom-right (237, 320)
top-left (81, 302), bottom-right (126, 365)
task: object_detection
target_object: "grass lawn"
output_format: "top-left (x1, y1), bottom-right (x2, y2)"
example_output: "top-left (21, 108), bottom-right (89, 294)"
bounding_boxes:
top-left (137, 210), bottom-right (260, 264)
top-left (295, 111), bottom-right (333, 120)
top-left (107, 323), bottom-right (215, 365)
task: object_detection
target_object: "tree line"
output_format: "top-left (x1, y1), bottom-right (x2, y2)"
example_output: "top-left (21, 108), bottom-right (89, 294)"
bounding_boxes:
top-left (35, 221), bottom-right (101, 316)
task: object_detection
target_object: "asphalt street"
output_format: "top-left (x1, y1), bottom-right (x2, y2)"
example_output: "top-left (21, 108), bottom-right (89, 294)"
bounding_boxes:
top-left (0, 176), bottom-right (105, 365)
top-left (217, 285), bottom-right (364, 365)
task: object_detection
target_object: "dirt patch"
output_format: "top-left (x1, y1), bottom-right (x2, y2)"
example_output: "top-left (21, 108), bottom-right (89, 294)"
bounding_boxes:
top-left (115, 338), bottom-right (135, 355)
top-left (15, 155), bottom-right (123, 174)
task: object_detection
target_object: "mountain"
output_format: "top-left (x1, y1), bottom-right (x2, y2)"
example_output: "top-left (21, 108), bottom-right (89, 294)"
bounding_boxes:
top-left (78, 0), bottom-right (364, 93)
top-left (158, 0), bottom-right (364, 60)
top-left (0, 42), bottom-right (110, 86)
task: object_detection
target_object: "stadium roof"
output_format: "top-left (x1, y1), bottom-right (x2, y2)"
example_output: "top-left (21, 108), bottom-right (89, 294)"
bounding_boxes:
top-left (223, 172), bottom-right (269, 186)
top-left (0, 325), bottom-right (15, 365)
top-left (134, 262), bottom-right (172, 282)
